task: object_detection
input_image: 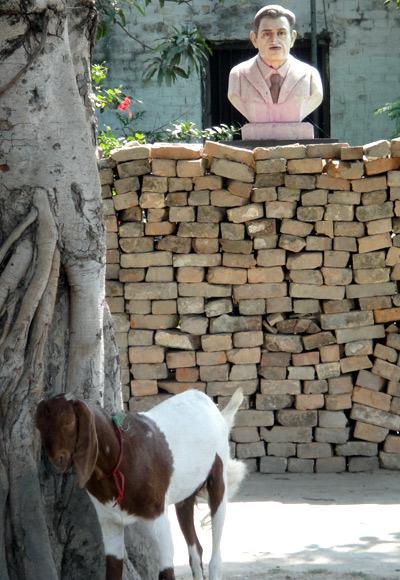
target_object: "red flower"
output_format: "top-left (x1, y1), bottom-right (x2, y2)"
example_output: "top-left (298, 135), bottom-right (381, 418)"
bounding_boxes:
top-left (118, 97), bottom-right (131, 112)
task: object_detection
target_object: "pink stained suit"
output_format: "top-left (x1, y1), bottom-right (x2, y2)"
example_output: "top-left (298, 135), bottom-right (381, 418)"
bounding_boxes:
top-left (228, 54), bottom-right (323, 123)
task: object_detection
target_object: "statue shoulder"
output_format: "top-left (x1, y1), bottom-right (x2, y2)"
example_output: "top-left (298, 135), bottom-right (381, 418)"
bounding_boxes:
top-left (289, 54), bottom-right (320, 76)
top-left (230, 55), bottom-right (258, 76)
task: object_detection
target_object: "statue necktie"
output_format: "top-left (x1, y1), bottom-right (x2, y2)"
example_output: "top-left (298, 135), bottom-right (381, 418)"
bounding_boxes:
top-left (270, 73), bottom-right (282, 103)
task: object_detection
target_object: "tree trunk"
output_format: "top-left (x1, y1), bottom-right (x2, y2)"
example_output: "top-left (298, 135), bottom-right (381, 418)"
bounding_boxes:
top-left (0, 2), bottom-right (157, 578)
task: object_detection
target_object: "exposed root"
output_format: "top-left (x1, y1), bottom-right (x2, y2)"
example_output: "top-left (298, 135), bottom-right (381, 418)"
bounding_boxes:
top-left (0, 209), bottom-right (37, 267)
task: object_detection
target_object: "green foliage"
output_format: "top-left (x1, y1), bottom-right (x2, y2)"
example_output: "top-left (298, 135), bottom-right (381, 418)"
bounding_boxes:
top-left (96, 0), bottom-right (225, 85)
top-left (384, 0), bottom-right (400, 7)
top-left (92, 63), bottom-right (239, 157)
top-left (97, 127), bottom-right (124, 157)
top-left (143, 25), bottom-right (211, 85)
top-left (375, 98), bottom-right (400, 137)
top-left (92, 64), bottom-right (124, 110)
top-left (165, 121), bottom-right (240, 142)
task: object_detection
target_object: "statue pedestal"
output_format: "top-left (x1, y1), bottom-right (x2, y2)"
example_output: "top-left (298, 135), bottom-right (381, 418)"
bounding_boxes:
top-left (241, 122), bottom-right (314, 140)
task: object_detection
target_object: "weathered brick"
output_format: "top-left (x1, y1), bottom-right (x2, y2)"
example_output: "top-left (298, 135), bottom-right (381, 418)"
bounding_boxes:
top-left (201, 334), bottom-right (233, 352)
top-left (154, 330), bottom-right (200, 350)
top-left (297, 206), bottom-right (324, 222)
top-left (235, 410), bottom-right (274, 427)
top-left (296, 394), bottom-right (324, 410)
top-left (346, 282), bottom-right (396, 298)
top-left (177, 297), bottom-right (204, 314)
top-left (260, 380), bottom-right (300, 395)
top-left (372, 358), bottom-right (400, 382)
top-left (335, 325), bottom-right (385, 343)
top-left (151, 158), bottom-right (176, 177)
top-left (264, 334), bottom-right (303, 353)
top-left (341, 145), bottom-right (363, 160)
top-left (129, 346), bottom-right (164, 364)
top-left (168, 177), bottom-right (193, 192)
top-left (324, 204), bottom-right (354, 221)
top-left (354, 421), bottom-right (389, 443)
top-left (236, 441), bottom-right (266, 459)
top-left (344, 340), bottom-right (373, 357)
top-left (352, 386), bottom-right (391, 411)
top-left (303, 331), bottom-right (336, 350)
top-left (321, 267), bottom-right (352, 286)
top-left (287, 158), bottom-right (323, 174)
top-left (259, 457), bottom-right (287, 473)
top-left (254, 144), bottom-right (306, 160)
top-left (179, 282), bottom-right (230, 298)
top-left (315, 427), bottom-right (349, 444)
top-left (363, 139), bottom-right (390, 158)
top-left (130, 314), bottom-right (178, 330)
top-left (176, 159), bottom-right (205, 177)
top-left (261, 426), bottom-right (312, 442)
top-left (151, 143), bottom-right (201, 160)
top-left (348, 457), bottom-right (380, 472)
top-left (290, 284), bottom-right (345, 300)
top-left (384, 435), bottom-right (400, 453)
top-left (277, 410), bottom-right (318, 427)
top-left (374, 307), bottom-right (400, 323)
top-left (320, 310), bottom-right (373, 330)
top-left (211, 158), bottom-right (254, 183)
top-left (256, 394), bottom-right (293, 410)
top-left (326, 160), bottom-right (364, 179)
top-left (325, 394), bottom-right (352, 410)
top-left (317, 174), bottom-right (349, 191)
top-left (130, 380), bottom-right (158, 397)
top-left (210, 190), bottom-right (247, 208)
top-left (231, 427), bottom-right (260, 443)
top-left (356, 202), bottom-right (394, 222)
top-left (351, 175), bottom-right (387, 193)
top-left (131, 363), bottom-right (168, 380)
top-left (351, 403), bottom-right (400, 431)
top-left (297, 443), bottom-right (332, 459)
top-left (287, 458), bottom-right (314, 473)
top-left (315, 457), bottom-right (346, 472)
top-left (299, 373), bottom-right (324, 392)
top-left (227, 203), bottom-right (264, 223)
top-left (287, 252), bottom-right (322, 270)
top-left (255, 158), bottom-right (286, 173)
top-left (316, 362), bottom-right (341, 380)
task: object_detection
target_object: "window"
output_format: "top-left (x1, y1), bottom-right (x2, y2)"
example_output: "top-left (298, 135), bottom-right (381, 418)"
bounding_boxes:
top-left (203, 36), bottom-right (330, 138)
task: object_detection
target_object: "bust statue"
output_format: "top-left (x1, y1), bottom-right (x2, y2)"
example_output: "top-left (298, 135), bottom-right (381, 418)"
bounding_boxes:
top-left (228, 4), bottom-right (323, 130)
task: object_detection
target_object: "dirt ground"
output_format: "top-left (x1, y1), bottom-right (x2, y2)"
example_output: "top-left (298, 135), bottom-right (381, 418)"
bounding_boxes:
top-left (169, 471), bottom-right (400, 579)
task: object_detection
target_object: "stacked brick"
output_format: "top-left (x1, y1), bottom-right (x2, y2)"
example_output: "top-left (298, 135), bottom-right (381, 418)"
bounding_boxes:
top-left (99, 136), bottom-right (400, 473)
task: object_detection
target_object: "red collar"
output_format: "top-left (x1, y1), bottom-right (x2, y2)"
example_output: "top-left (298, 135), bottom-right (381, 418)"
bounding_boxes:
top-left (100, 417), bottom-right (125, 507)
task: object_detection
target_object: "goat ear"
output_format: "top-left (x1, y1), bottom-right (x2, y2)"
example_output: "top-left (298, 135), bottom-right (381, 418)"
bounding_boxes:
top-left (72, 401), bottom-right (98, 488)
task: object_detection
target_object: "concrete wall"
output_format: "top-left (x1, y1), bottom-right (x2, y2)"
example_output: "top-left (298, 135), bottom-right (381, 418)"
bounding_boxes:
top-left (95, 0), bottom-right (400, 145)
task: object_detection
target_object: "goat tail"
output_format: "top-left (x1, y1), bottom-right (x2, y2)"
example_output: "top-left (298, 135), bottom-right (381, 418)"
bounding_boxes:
top-left (221, 387), bottom-right (243, 432)
top-left (226, 457), bottom-right (247, 500)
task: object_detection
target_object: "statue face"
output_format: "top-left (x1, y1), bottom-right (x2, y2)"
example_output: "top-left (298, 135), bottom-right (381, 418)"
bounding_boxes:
top-left (250, 15), bottom-right (297, 68)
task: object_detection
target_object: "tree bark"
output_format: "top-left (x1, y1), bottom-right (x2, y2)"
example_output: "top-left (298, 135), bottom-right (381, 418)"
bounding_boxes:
top-left (0, 2), bottom-right (156, 578)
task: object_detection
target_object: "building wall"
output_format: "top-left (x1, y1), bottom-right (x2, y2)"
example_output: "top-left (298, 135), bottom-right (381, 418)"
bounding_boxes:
top-left (95, 0), bottom-right (400, 144)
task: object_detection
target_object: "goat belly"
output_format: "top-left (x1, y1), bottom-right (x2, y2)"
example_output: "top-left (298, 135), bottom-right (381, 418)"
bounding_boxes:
top-left (143, 390), bottom-right (230, 505)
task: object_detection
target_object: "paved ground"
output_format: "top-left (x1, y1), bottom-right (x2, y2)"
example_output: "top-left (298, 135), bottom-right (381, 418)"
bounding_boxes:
top-left (169, 471), bottom-right (400, 579)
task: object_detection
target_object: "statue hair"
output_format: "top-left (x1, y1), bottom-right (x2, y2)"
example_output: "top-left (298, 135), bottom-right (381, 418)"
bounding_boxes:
top-left (253, 4), bottom-right (296, 32)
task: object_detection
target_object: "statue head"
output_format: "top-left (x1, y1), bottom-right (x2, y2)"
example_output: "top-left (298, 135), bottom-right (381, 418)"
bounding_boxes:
top-left (250, 4), bottom-right (297, 68)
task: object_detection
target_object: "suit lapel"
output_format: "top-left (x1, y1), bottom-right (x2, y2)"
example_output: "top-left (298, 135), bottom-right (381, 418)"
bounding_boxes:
top-left (278, 55), bottom-right (306, 103)
top-left (243, 56), bottom-right (273, 104)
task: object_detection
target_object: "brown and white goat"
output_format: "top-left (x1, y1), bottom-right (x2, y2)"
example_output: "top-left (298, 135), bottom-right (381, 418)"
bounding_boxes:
top-left (36, 388), bottom-right (246, 580)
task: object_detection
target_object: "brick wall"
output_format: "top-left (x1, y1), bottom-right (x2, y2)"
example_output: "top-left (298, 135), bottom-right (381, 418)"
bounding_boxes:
top-left (100, 136), bottom-right (400, 474)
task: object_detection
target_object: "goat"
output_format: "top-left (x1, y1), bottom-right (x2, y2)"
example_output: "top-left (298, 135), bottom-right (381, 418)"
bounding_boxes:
top-left (36, 388), bottom-right (246, 580)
